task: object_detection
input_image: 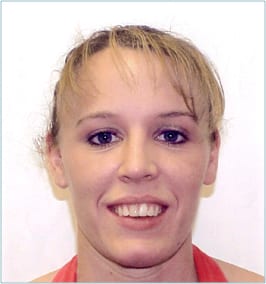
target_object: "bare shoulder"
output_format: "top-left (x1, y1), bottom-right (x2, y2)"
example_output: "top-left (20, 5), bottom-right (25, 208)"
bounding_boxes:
top-left (31, 270), bottom-right (58, 282)
top-left (215, 259), bottom-right (264, 282)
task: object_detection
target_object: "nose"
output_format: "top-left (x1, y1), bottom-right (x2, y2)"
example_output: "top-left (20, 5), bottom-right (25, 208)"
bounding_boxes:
top-left (118, 135), bottom-right (159, 183)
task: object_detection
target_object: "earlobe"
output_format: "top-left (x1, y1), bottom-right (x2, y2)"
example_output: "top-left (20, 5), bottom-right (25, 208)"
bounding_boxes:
top-left (203, 131), bottom-right (221, 185)
top-left (46, 135), bottom-right (68, 189)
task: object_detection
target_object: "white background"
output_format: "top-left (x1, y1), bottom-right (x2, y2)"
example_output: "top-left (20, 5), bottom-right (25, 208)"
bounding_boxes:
top-left (2, 2), bottom-right (264, 282)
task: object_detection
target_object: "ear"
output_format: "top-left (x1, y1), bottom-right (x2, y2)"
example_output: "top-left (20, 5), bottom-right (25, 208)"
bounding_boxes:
top-left (46, 135), bottom-right (68, 189)
top-left (203, 130), bottom-right (221, 185)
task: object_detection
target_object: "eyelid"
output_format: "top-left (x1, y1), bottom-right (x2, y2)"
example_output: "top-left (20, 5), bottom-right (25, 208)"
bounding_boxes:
top-left (86, 128), bottom-right (122, 147)
top-left (154, 127), bottom-right (188, 144)
top-left (155, 126), bottom-right (188, 137)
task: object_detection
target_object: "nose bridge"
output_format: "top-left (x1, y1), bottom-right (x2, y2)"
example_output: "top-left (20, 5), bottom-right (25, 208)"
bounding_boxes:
top-left (118, 129), bottom-right (158, 182)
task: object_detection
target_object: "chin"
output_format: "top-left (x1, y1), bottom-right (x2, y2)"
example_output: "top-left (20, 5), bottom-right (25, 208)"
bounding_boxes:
top-left (109, 242), bottom-right (174, 268)
top-left (115, 254), bottom-right (163, 268)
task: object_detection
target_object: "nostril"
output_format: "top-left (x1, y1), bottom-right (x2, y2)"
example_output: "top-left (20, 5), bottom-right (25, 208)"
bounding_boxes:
top-left (120, 176), bottom-right (130, 183)
top-left (119, 173), bottom-right (154, 183)
top-left (144, 174), bottom-right (152, 180)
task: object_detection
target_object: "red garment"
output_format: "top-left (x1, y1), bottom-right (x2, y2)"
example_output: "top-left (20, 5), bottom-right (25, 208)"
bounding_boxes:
top-left (193, 245), bottom-right (227, 282)
top-left (52, 245), bottom-right (227, 282)
top-left (52, 255), bottom-right (77, 282)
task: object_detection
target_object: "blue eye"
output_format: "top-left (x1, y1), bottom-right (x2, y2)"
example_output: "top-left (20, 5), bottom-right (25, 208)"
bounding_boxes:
top-left (88, 131), bottom-right (120, 146)
top-left (157, 130), bottom-right (187, 144)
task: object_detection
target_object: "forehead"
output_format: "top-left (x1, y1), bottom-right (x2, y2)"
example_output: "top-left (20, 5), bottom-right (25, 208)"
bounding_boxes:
top-left (80, 48), bottom-right (173, 89)
top-left (75, 48), bottom-right (187, 106)
top-left (59, 47), bottom-right (203, 130)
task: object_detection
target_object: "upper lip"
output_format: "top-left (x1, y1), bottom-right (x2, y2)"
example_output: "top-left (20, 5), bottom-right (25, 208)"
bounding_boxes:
top-left (106, 195), bottom-right (169, 208)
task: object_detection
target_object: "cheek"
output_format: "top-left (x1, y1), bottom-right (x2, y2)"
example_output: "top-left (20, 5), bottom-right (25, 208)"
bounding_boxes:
top-left (168, 166), bottom-right (202, 213)
top-left (62, 151), bottom-right (118, 199)
top-left (63, 154), bottom-right (114, 230)
top-left (161, 149), bottom-right (210, 210)
top-left (163, 149), bottom-right (210, 189)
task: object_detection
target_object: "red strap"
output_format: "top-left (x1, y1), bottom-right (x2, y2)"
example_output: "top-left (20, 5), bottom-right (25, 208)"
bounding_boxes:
top-left (52, 246), bottom-right (227, 282)
top-left (52, 255), bottom-right (77, 282)
top-left (193, 245), bottom-right (227, 282)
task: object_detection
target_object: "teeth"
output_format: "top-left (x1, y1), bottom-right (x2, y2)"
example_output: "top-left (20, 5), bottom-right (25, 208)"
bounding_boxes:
top-left (122, 206), bottom-right (129, 216)
top-left (129, 205), bottom-right (138, 217)
top-left (114, 204), bottom-right (163, 218)
top-left (139, 203), bottom-right (148, 217)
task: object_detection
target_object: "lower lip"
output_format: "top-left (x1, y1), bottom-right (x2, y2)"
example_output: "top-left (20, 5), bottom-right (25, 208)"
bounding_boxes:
top-left (108, 208), bottom-right (167, 231)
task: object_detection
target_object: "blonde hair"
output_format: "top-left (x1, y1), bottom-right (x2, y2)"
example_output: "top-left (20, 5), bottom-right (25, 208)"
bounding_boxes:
top-left (49, 25), bottom-right (224, 144)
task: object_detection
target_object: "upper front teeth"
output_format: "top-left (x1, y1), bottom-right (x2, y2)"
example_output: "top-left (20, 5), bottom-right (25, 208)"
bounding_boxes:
top-left (114, 203), bottom-right (162, 217)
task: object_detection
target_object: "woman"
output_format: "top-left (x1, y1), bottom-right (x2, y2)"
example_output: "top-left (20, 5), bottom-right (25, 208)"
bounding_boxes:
top-left (34, 25), bottom-right (263, 282)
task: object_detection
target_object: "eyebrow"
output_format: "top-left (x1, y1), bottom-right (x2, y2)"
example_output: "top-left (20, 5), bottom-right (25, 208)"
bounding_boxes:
top-left (76, 112), bottom-right (117, 126)
top-left (76, 111), bottom-right (196, 127)
top-left (158, 111), bottom-right (196, 121)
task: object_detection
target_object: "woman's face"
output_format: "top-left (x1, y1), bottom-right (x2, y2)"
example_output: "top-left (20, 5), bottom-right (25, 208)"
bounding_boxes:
top-left (49, 48), bottom-right (219, 268)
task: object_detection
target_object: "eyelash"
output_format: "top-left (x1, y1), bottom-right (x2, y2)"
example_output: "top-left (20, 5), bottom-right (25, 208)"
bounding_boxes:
top-left (86, 128), bottom-right (188, 148)
top-left (87, 129), bottom-right (121, 148)
top-left (155, 129), bottom-right (188, 145)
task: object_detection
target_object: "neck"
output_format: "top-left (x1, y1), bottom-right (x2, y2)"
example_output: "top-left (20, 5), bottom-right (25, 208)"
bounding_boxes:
top-left (76, 231), bottom-right (197, 282)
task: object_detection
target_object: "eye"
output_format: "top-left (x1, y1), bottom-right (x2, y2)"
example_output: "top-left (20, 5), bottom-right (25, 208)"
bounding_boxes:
top-left (156, 129), bottom-right (187, 145)
top-left (87, 130), bottom-right (121, 146)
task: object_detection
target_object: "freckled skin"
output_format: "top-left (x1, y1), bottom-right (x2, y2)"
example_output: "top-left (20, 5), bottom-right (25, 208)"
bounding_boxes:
top-left (48, 48), bottom-right (220, 281)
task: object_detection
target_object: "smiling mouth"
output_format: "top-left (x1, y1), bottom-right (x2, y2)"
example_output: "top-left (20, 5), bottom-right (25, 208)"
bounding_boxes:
top-left (111, 203), bottom-right (166, 218)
